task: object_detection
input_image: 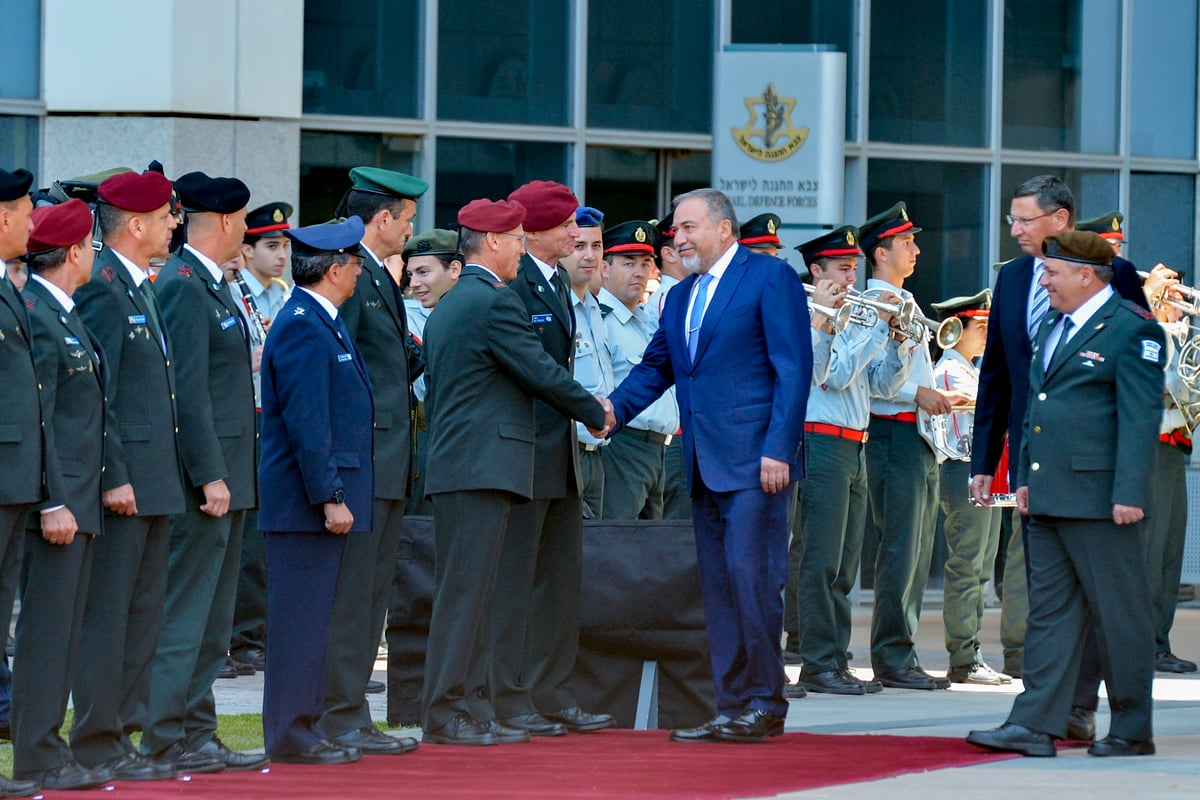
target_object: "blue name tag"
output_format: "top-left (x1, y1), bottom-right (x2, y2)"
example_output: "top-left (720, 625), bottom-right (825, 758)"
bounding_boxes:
top-left (64, 336), bottom-right (80, 345)
top-left (220, 316), bottom-right (238, 331)
top-left (338, 353), bottom-right (353, 363)
top-left (531, 314), bottom-right (553, 324)
top-left (128, 314), bottom-right (146, 324)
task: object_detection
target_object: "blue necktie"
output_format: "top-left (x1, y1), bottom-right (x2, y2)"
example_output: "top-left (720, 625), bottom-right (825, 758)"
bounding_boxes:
top-left (688, 273), bottom-right (713, 362)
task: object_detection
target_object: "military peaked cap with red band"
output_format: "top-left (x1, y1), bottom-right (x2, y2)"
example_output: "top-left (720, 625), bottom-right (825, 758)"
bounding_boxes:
top-left (1076, 211), bottom-right (1124, 242)
top-left (858, 201), bottom-right (922, 256)
top-left (245, 201), bottom-right (294, 237)
top-left (796, 225), bottom-right (863, 267)
top-left (738, 213), bottom-right (782, 247)
top-left (602, 220), bottom-right (656, 256)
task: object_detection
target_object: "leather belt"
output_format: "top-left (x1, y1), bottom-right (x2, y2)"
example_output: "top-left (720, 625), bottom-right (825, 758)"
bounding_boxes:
top-left (1160, 431), bottom-right (1192, 449)
top-left (805, 422), bottom-right (868, 443)
top-left (625, 427), bottom-right (673, 446)
top-left (871, 412), bottom-right (918, 423)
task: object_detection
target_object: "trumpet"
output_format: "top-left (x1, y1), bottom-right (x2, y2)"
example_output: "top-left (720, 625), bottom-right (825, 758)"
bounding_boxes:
top-left (845, 287), bottom-right (916, 329)
top-left (1138, 269), bottom-right (1200, 316)
top-left (808, 301), bottom-right (854, 334)
top-left (905, 313), bottom-right (964, 349)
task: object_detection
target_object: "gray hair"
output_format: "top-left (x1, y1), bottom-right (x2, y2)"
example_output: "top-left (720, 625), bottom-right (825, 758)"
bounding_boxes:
top-left (672, 188), bottom-right (739, 233)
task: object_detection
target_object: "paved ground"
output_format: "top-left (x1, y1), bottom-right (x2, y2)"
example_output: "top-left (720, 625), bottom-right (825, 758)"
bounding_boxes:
top-left (213, 601), bottom-right (1200, 799)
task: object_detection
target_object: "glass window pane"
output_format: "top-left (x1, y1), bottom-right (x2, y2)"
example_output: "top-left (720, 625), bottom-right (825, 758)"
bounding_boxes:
top-left (0, 116), bottom-right (38, 173)
top-left (866, 160), bottom-right (989, 309)
top-left (434, 138), bottom-right (568, 227)
top-left (1131, 1), bottom-right (1198, 159)
top-left (584, 147), bottom-right (656, 224)
top-left (0, 0), bottom-right (39, 99)
top-left (299, 131), bottom-right (420, 226)
top-left (670, 150), bottom-right (711, 206)
top-left (997, 165), bottom-right (1118, 262)
top-left (869, 1), bottom-right (987, 147)
top-left (1130, 172), bottom-right (1195, 279)
top-left (438, 1), bottom-right (569, 126)
top-left (587, 1), bottom-right (712, 133)
top-left (1002, 0), bottom-right (1120, 154)
top-left (730, 1), bottom-right (856, 138)
top-left (302, 0), bottom-right (419, 118)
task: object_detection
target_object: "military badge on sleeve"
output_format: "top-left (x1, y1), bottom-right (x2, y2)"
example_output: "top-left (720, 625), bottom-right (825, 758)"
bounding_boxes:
top-left (1142, 339), bottom-right (1162, 363)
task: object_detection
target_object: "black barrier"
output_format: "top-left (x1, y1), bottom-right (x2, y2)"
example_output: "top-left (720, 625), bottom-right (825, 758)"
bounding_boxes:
top-left (386, 517), bottom-right (716, 729)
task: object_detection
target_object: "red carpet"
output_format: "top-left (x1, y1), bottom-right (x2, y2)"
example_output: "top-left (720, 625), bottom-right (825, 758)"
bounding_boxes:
top-left (39, 731), bottom-right (1018, 799)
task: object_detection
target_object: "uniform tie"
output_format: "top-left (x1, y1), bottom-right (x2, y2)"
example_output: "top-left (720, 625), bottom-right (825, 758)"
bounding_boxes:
top-left (138, 278), bottom-right (167, 354)
top-left (1045, 316), bottom-right (1074, 371)
top-left (688, 273), bottom-right (713, 362)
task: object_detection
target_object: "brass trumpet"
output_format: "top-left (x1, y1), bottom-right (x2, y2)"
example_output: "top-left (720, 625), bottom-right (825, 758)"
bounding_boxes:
top-left (906, 313), bottom-right (964, 349)
top-left (1138, 269), bottom-right (1200, 316)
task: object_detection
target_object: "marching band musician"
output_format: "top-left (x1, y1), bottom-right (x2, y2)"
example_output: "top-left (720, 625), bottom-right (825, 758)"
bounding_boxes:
top-left (927, 290), bottom-right (1011, 686)
top-left (861, 202), bottom-right (969, 691)
top-left (1141, 263), bottom-right (1199, 674)
top-left (785, 226), bottom-right (910, 697)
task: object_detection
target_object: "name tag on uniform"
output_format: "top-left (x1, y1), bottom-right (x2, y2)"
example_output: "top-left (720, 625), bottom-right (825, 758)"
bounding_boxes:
top-left (128, 314), bottom-right (147, 324)
top-left (220, 316), bottom-right (238, 331)
top-left (338, 353), bottom-right (353, 363)
top-left (64, 335), bottom-right (80, 345)
top-left (532, 314), bottom-right (553, 324)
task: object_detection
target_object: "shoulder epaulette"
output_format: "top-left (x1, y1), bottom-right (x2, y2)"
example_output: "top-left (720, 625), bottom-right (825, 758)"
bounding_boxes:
top-left (24, 295), bottom-right (36, 309)
top-left (178, 265), bottom-right (193, 278)
top-left (99, 266), bottom-right (116, 282)
top-left (1121, 299), bottom-right (1155, 320)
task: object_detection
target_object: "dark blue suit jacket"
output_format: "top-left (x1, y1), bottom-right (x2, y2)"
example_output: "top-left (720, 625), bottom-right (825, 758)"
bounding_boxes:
top-left (972, 252), bottom-right (1147, 481)
top-left (258, 289), bottom-right (374, 533)
top-left (610, 245), bottom-right (812, 493)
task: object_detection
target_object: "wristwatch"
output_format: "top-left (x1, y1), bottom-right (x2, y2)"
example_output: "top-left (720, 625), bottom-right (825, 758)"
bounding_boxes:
top-left (330, 488), bottom-right (345, 505)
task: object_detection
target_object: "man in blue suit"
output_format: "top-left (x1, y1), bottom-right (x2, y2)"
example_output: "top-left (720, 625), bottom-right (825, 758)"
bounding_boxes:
top-left (608, 188), bottom-right (812, 743)
top-left (258, 216), bottom-right (389, 765)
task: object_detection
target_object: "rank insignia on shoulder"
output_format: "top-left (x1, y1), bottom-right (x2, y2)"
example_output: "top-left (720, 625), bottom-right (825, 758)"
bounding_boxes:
top-left (1142, 339), bottom-right (1163, 363)
top-left (24, 297), bottom-right (34, 309)
top-left (179, 266), bottom-right (193, 277)
top-left (1127, 301), bottom-right (1154, 320)
top-left (293, 306), bottom-right (307, 315)
top-left (100, 266), bottom-right (116, 281)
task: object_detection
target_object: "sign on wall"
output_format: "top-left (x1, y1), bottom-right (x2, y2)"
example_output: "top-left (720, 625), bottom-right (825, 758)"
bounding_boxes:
top-left (713, 46), bottom-right (846, 227)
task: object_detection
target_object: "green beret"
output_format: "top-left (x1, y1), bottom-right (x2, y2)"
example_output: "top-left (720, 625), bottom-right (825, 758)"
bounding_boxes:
top-left (1042, 230), bottom-right (1113, 267)
top-left (348, 166), bottom-right (428, 200)
top-left (402, 228), bottom-right (459, 260)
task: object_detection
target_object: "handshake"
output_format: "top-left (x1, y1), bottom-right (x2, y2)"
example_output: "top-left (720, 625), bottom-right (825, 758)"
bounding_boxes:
top-left (587, 396), bottom-right (617, 439)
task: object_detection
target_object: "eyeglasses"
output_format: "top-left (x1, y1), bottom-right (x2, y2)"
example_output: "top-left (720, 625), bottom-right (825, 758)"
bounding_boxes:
top-left (1005, 211), bottom-right (1057, 227)
top-left (496, 232), bottom-right (526, 245)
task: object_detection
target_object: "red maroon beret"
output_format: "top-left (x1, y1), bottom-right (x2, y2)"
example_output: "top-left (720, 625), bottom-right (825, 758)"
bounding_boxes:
top-left (27, 199), bottom-right (93, 253)
top-left (98, 171), bottom-right (174, 213)
top-left (507, 180), bottom-right (578, 232)
top-left (458, 198), bottom-right (526, 233)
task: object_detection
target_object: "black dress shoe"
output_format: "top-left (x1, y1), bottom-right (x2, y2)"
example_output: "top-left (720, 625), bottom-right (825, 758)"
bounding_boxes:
top-left (1066, 706), bottom-right (1097, 741)
top-left (13, 762), bottom-right (114, 791)
top-left (95, 752), bottom-right (179, 781)
top-left (195, 735), bottom-right (270, 770)
top-left (1087, 735), bottom-right (1156, 756)
top-left (841, 668), bottom-right (882, 694)
top-left (154, 741), bottom-right (226, 774)
top-left (231, 647), bottom-right (267, 672)
top-left (966, 723), bottom-right (1056, 757)
top-left (911, 666), bottom-right (951, 689)
top-left (365, 679), bottom-right (386, 694)
top-left (0, 773), bottom-right (37, 798)
top-left (799, 668), bottom-right (866, 695)
top-left (669, 717), bottom-right (730, 743)
top-left (875, 667), bottom-right (943, 690)
top-left (331, 725), bottom-right (419, 754)
top-left (271, 739), bottom-right (362, 765)
top-left (484, 720), bottom-right (531, 744)
top-left (499, 712), bottom-right (567, 737)
top-left (1155, 652), bottom-right (1199, 673)
top-left (784, 681), bottom-right (807, 699)
top-left (422, 715), bottom-right (497, 746)
top-left (543, 706), bottom-right (615, 732)
top-left (713, 709), bottom-right (785, 743)
top-left (218, 658), bottom-right (238, 679)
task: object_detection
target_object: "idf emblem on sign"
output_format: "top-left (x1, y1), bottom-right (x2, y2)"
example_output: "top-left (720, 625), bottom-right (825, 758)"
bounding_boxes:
top-left (731, 82), bottom-right (810, 163)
